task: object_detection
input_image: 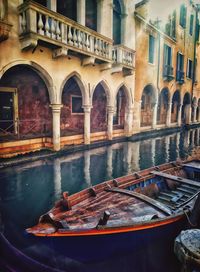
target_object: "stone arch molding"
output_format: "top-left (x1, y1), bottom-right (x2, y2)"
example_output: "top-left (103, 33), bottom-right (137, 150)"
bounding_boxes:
top-left (141, 84), bottom-right (158, 104)
top-left (60, 72), bottom-right (89, 106)
top-left (115, 83), bottom-right (134, 109)
top-left (0, 60), bottom-right (55, 104)
top-left (91, 80), bottom-right (113, 107)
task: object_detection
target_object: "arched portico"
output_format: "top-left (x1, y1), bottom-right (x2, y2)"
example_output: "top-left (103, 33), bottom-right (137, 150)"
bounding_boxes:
top-left (140, 84), bottom-right (157, 128)
top-left (181, 92), bottom-right (191, 124)
top-left (91, 82), bottom-right (109, 133)
top-left (0, 64), bottom-right (52, 140)
top-left (157, 88), bottom-right (170, 126)
top-left (171, 90), bottom-right (181, 123)
top-left (113, 84), bottom-right (133, 136)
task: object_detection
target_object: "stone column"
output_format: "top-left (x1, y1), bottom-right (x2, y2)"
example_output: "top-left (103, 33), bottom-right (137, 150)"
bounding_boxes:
top-left (152, 103), bottom-right (158, 129)
top-left (107, 106), bottom-right (114, 140)
top-left (186, 105), bottom-right (192, 124)
top-left (177, 104), bottom-right (182, 126)
top-left (125, 107), bottom-right (134, 136)
top-left (77, 0), bottom-right (86, 25)
top-left (193, 105), bottom-right (197, 122)
top-left (51, 104), bottom-right (62, 151)
top-left (83, 105), bottom-right (92, 145)
top-left (166, 103), bottom-right (172, 127)
top-left (176, 133), bottom-right (180, 158)
top-left (198, 107), bottom-right (200, 122)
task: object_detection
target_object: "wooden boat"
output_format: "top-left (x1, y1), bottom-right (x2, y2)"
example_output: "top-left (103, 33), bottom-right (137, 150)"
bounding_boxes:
top-left (27, 158), bottom-right (200, 262)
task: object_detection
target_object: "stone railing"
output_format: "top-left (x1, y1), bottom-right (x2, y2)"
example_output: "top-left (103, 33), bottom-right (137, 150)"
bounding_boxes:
top-left (112, 45), bottom-right (135, 69)
top-left (18, 1), bottom-right (112, 62)
top-left (0, 0), bottom-right (12, 42)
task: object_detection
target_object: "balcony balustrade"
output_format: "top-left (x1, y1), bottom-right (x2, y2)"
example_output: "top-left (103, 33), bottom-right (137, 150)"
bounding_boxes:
top-left (112, 45), bottom-right (135, 75)
top-left (176, 70), bottom-right (185, 84)
top-left (163, 65), bottom-right (174, 81)
top-left (18, 1), bottom-right (112, 64)
top-left (0, 0), bottom-right (12, 42)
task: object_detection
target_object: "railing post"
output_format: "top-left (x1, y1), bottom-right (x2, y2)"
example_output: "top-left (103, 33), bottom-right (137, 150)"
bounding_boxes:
top-left (26, 7), bottom-right (37, 33)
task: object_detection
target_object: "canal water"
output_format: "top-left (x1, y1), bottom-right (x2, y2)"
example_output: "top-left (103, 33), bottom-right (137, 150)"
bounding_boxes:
top-left (0, 128), bottom-right (199, 272)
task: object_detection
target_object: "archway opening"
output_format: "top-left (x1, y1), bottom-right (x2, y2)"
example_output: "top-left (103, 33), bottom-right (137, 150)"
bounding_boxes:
top-left (191, 97), bottom-right (197, 122)
top-left (61, 77), bottom-right (84, 136)
top-left (113, 87), bottom-right (127, 129)
top-left (91, 84), bottom-right (107, 133)
top-left (171, 90), bottom-right (180, 123)
top-left (0, 65), bottom-right (52, 140)
top-left (157, 88), bottom-right (169, 125)
top-left (140, 85), bottom-right (156, 127)
top-left (181, 92), bottom-right (191, 124)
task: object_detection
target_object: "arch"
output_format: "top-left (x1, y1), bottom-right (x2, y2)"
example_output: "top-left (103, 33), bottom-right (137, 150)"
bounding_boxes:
top-left (181, 92), bottom-right (191, 124)
top-left (60, 76), bottom-right (85, 136)
top-left (0, 60), bottom-right (54, 103)
top-left (0, 64), bottom-right (52, 138)
top-left (157, 88), bottom-right (169, 125)
top-left (91, 80), bottom-right (112, 106)
top-left (60, 72), bottom-right (89, 106)
top-left (140, 84), bottom-right (157, 127)
top-left (91, 81), bottom-right (109, 133)
top-left (171, 90), bottom-right (181, 123)
top-left (115, 83), bottom-right (133, 108)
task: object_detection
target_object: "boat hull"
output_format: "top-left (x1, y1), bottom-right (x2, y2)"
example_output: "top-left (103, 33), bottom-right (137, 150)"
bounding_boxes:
top-left (29, 215), bottom-right (187, 263)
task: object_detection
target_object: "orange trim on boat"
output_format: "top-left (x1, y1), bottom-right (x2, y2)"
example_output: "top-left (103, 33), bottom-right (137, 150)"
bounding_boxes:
top-left (34, 214), bottom-right (184, 237)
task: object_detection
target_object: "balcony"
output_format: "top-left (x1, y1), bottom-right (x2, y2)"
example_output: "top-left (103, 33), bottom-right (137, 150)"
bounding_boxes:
top-left (176, 70), bottom-right (185, 84)
top-left (0, 20), bottom-right (12, 42)
top-left (112, 45), bottom-right (135, 76)
top-left (18, 1), bottom-right (112, 64)
top-left (163, 65), bottom-right (174, 81)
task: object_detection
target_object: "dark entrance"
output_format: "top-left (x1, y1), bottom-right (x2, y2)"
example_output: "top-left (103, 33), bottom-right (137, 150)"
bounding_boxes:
top-left (0, 91), bottom-right (14, 133)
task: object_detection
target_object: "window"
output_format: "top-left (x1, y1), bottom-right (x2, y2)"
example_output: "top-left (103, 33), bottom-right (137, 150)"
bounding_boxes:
top-left (86, 0), bottom-right (97, 31)
top-left (0, 87), bottom-right (18, 134)
top-left (179, 5), bottom-right (187, 28)
top-left (71, 96), bottom-right (84, 114)
top-left (57, 0), bottom-right (77, 21)
top-left (113, 0), bottom-right (122, 45)
top-left (149, 35), bottom-right (155, 64)
top-left (177, 52), bottom-right (184, 71)
top-left (164, 44), bottom-right (172, 66)
top-left (189, 14), bottom-right (194, 35)
top-left (187, 59), bottom-right (193, 79)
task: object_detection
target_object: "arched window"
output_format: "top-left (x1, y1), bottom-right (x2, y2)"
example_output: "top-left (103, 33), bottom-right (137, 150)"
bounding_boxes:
top-left (57, 0), bottom-right (77, 21)
top-left (113, 0), bottom-right (122, 45)
top-left (86, 0), bottom-right (97, 31)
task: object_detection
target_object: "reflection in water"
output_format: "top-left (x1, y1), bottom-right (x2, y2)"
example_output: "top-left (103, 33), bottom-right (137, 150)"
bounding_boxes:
top-left (0, 128), bottom-right (199, 271)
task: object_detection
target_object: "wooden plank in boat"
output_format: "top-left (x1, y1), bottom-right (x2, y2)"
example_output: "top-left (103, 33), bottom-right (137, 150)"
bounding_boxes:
top-left (183, 161), bottom-right (200, 170)
top-left (106, 187), bottom-right (172, 215)
top-left (151, 171), bottom-right (200, 188)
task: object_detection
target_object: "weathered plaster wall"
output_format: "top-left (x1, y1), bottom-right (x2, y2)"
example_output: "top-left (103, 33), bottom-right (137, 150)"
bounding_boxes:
top-left (0, 66), bottom-right (52, 136)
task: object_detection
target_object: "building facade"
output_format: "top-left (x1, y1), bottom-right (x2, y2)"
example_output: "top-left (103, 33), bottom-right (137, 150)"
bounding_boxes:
top-left (134, 0), bottom-right (200, 132)
top-left (0, 0), bottom-right (199, 158)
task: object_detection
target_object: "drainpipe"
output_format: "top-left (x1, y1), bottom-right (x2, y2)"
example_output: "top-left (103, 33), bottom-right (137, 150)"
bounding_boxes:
top-left (157, 32), bottom-right (161, 94)
top-left (192, 5), bottom-right (199, 96)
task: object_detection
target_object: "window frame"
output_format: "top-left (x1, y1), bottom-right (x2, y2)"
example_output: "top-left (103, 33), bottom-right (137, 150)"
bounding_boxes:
top-left (71, 95), bottom-right (84, 115)
top-left (148, 34), bottom-right (155, 64)
top-left (186, 58), bottom-right (193, 79)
